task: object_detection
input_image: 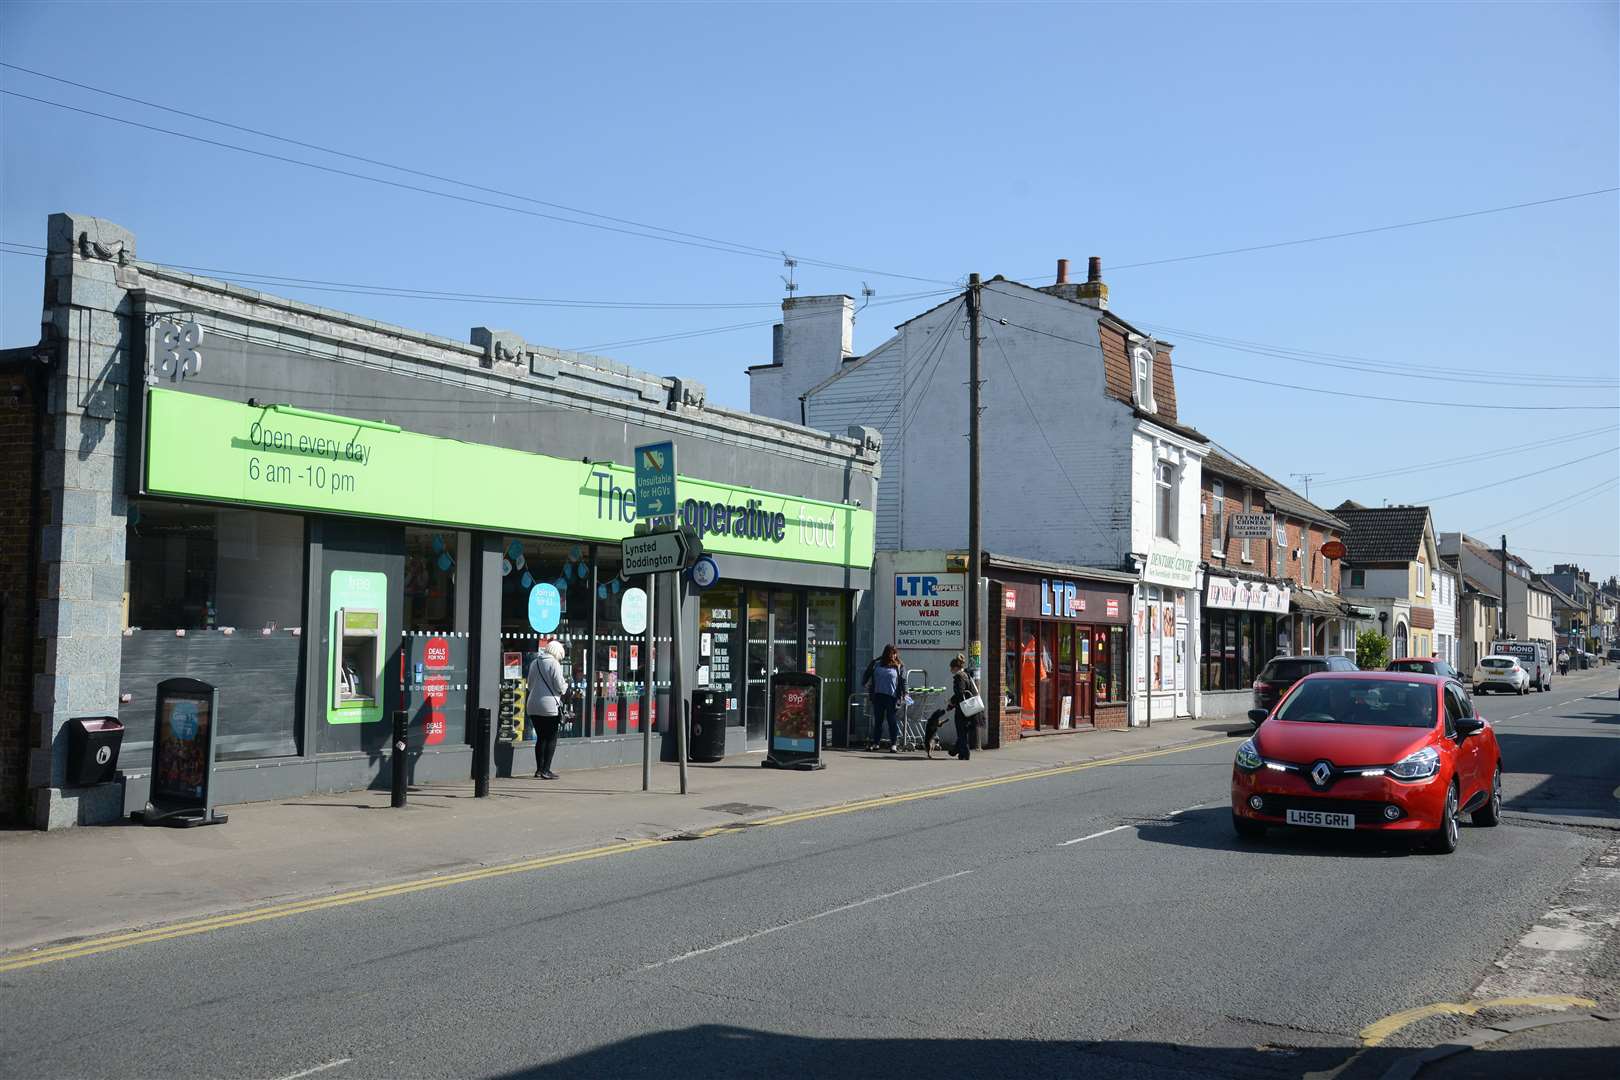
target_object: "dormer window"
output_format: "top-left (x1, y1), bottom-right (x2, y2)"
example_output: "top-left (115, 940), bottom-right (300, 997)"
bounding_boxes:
top-left (1132, 342), bottom-right (1158, 413)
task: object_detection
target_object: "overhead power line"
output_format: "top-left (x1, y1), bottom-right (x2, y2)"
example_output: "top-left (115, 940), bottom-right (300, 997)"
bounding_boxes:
top-left (1313, 424), bottom-right (1619, 486)
top-left (1414, 448), bottom-right (1619, 503)
top-left (1021, 187), bottom-right (1618, 278)
top-left (1470, 476), bottom-right (1620, 534)
top-left (994, 317), bottom-right (1619, 412)
top-left (0, 86), bottom-right (956, 287)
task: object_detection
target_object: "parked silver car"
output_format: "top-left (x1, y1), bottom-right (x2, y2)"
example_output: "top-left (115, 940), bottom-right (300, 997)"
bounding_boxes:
top-left (1474, 655), bottom-right (1529, 694)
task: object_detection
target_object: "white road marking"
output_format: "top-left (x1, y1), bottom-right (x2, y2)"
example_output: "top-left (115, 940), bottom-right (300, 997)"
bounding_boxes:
top-left (1059, 802), bottom-right (1221, 846)
top-left (272, 1060), bottom-right (352, 1080)
top-left (1059, 824), bottom-right (1132, 846)
top-left (641, 870), bottom-right (973, 970)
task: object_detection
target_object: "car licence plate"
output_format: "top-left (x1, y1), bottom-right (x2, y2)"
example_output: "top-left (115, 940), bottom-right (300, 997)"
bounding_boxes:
top-left (1285, 808), bottom-right (1354, 830)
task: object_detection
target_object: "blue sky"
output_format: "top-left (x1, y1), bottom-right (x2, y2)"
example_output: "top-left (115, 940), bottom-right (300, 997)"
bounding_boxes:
top-left (3, 1), bottom-right (1616, 579)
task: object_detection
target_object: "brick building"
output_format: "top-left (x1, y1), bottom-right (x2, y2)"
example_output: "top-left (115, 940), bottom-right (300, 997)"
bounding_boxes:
top-left (1197, 447), bottom-right (1355, 719)
top-left (0, 347), bottom-right (47, 823)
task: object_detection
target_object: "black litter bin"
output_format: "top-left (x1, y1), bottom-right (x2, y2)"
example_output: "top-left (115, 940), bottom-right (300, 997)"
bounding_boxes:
top-left (690, 689), bottom-right (728, 763)
top-left (66, 716), bottom-right (124, 786)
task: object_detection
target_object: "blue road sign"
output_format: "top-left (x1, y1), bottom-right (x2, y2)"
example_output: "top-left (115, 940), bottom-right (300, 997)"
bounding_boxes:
top-left (634, 440), bottom-right (677, 520)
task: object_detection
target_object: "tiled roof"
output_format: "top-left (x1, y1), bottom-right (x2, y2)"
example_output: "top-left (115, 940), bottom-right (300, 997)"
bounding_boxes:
top-left (1332, 503), bottom-right (1431, 564)
top-left (1461, 575), bottom-right (1500, 600)
top-left (1204, 447), bottom-right (1345, 529)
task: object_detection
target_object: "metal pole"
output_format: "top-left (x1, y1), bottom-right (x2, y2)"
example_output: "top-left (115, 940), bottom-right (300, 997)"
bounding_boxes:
top-left (966, 274), bottom-right (983, 690)
top-left (642, 573), bottom-right (655, 792)
top-left (473, 707), bottom-right (491, 798)
top-left (671, 571), bottom-right (689, 794)
top-left (391, 710), bottom-right (408, 808)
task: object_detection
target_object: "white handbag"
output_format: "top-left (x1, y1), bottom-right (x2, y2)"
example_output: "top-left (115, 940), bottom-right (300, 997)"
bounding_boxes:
top-left (958, 694), bottom-right (985, 717)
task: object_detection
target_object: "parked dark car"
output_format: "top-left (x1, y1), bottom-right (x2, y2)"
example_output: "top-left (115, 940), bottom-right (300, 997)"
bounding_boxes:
top-left (1387, 657), bottom-right (1466, 682)
top-left (1252, 655), bottom-right (1359, 721)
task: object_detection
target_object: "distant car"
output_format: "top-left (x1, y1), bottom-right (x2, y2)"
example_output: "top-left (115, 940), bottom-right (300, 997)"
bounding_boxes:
top-left (1491, 640), bottom-right (1551, 691)
top-left (1473, 656), bottom-right (1529, 694)
top-left (1387, 657), bottom-right (1465, 682)
top-left (1607, 647), bottom-right (1620, 663)
top-left (1252, 655), bottom-right (1359, 721)
top-left (1234, 672), bottom-right (1503, 854)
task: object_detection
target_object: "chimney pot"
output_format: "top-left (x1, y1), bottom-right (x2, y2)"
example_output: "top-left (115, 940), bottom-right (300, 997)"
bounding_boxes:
top-left (1056, 258), bottom-right (1069, 285)
top-left (1087, 256), bottom-right (1103, 283)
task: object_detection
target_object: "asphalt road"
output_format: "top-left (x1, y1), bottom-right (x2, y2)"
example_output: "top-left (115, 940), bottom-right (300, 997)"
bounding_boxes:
top-left (3, 672), bottom-right (1616, 1080)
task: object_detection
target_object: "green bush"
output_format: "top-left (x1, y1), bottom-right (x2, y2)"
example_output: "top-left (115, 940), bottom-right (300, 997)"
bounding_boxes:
top-left (1357, 629), bottom-right (1391, 671)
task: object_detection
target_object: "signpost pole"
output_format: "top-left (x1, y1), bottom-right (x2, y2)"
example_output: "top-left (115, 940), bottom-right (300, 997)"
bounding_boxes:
top-left (671, 569), bottom-right (689, 795)
top-left (642, 573), bottom-right (655, 792)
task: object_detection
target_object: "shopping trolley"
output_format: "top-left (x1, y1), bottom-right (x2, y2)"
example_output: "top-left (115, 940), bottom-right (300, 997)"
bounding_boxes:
top-left (896, 668), bottom-right (949, 754)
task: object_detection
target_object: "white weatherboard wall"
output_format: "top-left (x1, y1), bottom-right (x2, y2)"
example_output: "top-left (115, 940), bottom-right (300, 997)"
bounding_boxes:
top-left (804, 284), bottom-right (1140, 565)
top-left (1433, 565), bottom-right (1458, 666)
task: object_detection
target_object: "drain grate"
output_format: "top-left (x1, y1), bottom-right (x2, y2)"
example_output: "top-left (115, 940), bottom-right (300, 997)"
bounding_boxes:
top-left (703, 802), bottom-right (776, 816)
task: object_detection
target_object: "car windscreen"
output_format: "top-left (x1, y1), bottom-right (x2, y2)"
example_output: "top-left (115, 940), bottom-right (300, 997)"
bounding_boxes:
top-left (1275, 678), bottom-right (1437, 728)
top-left (1258, 659), bottom-right (1325, 684)
top-left (1480, 657), bottom-right (1514, 669)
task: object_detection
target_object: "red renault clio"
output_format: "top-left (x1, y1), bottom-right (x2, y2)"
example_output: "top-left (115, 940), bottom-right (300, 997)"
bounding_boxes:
top-left (1231, 672), bottom-right (1503, 854)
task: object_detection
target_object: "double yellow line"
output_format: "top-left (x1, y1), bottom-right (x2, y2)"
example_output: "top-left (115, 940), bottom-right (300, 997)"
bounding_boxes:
top-left (0, 735), bottom-right (1230, 974)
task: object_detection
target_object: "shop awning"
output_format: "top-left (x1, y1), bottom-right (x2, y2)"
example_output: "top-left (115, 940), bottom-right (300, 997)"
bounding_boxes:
top-left (1291, 588), bottom-right (1354, 617)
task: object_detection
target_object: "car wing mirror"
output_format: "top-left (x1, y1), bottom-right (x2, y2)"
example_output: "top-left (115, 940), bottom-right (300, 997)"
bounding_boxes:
top-left (1455, 716), bottom-right (1484, 738)
top-left (1247, 708), bottom-right (1269, 725)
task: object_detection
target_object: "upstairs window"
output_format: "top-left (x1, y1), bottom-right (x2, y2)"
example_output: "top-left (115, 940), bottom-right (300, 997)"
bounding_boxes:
top-left (1132, 343), bottom-right (1159, 413)
top-left (1155, 461), bottom-right (1177, 541)
top-left (1210, 481), bottom-right (1225, 558)
top-left (1350, 569), bottom-right (1365, 589)
top-left (1241, 487), bottom-right (1253, 562)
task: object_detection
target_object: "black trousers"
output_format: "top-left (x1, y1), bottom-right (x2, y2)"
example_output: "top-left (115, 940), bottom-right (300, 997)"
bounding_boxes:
top-left (531, 714), bottom-right (560, 773)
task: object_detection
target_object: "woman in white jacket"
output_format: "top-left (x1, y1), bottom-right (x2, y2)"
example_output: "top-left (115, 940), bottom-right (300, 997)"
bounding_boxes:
top-left (526, 639), bottom-right (568, 779)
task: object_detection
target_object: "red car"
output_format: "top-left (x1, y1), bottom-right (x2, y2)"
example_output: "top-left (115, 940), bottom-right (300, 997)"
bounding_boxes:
top-left (1231, 672), bottom-right (1503, 854)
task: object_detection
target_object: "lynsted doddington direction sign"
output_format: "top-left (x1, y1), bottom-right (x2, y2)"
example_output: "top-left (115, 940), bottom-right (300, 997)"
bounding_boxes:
top-left (622, 530), bottom-right (692, 576)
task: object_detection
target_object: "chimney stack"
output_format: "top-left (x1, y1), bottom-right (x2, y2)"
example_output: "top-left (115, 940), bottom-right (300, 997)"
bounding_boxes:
top-left (1076, 256), bottom-right (1108, 310)
top-left (1055, 258), bottom-right (1070, 285)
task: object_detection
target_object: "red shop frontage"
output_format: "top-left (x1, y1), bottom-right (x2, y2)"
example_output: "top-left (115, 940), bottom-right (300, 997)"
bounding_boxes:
top-left (986, 555), bottom-right (1135, 746)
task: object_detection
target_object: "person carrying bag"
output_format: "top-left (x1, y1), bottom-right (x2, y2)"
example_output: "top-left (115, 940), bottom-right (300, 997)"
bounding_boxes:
top-left (526, 639), bottom-right (570, 780)
top-left (948, 653), bottom-right (984, 761)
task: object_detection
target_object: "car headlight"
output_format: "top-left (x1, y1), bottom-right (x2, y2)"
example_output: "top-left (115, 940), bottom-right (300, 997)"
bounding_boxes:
top-left (1388, 745), bottom-right (1439, 781)
top-left (1235, 739), bottom-right (1262, 771)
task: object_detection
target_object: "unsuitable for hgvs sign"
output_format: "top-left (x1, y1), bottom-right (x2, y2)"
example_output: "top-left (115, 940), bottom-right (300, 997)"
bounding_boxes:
top-left (634, 441), bottom-right (676, 520)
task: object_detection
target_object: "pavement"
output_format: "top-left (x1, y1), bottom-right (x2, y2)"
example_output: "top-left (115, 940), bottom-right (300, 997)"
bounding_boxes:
top-left (2, 668), bottom-right (1613, 1080)
top-left (0, 712), bottom-right (1242, 955)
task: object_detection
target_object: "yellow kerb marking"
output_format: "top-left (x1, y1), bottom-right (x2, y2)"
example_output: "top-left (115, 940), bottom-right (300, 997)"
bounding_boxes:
top-left (1358, 994), bottom-right (1597, 1046)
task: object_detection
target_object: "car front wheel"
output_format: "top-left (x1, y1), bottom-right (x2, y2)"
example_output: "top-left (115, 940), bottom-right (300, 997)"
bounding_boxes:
top-left (1426, 784), bottom-right (1460, 854)
top-left (1473, 767), bottom-right (1502, 827)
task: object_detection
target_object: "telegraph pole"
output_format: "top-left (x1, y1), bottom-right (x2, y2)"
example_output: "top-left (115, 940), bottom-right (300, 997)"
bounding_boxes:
top-left (1500, 533), bottom-right (1510, 640)
top-left (967, 274), bottom-right (984, 684)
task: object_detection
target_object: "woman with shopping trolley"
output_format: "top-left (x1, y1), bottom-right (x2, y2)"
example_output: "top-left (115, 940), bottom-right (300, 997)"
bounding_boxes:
top-left (863, 644), bottom-right (907, 753)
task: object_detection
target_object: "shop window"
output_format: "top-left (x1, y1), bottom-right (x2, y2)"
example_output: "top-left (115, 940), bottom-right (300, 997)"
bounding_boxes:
top-left (806, 591), bottom-right (848, 737)
top-left (499, 539), bottom-right (593, 741)
top-left (404, 530), bottom-right (458, 632)
top-left (1003, 619), bottom-right (1021, 709)
top-left (122, 502), bottom-right (304, 762)
top-left (1106, 626), bottom-right (1126, 703)
top-left (700, 586), bottom-right (744, 728)
top-left (1155, 461), bottom-right (1177, 541)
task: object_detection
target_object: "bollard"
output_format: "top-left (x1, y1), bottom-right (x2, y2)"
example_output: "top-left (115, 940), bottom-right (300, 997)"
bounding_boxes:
top-left (474, 706), bottom-right (492, 798)
top-left (391, 710), bottom-right (409, 808)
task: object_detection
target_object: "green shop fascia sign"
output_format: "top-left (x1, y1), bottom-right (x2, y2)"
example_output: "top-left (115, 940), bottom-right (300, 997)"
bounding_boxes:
top-left (142, 388), bottom-right (874, 569)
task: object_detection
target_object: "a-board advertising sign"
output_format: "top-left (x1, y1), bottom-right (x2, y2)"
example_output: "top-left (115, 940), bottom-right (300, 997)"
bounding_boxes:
top-left (140, 677), bottom-right (227, 827)
top-left (763, 672), bottom-right (824, 771)
top-left (893, 573), bottom-right (965, 650)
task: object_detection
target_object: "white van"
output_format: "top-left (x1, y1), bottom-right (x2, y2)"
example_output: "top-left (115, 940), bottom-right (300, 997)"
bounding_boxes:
top-left (1492, 640), bottom-right (1552, 691)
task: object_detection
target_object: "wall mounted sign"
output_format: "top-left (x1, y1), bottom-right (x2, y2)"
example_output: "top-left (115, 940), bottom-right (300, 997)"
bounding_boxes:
top-left (894, 573), bottom-right (965, 650)
top-left (1205, 575), bottom-right (1291, 614)
top-left (1142, 546), bottom-right (1198, 590)
top-left (1229, 513), bottom-right (1275, 540)
top-left (143, 389), bottom-right (873, 569)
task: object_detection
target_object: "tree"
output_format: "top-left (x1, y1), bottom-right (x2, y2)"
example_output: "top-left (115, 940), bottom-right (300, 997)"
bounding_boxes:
top-left (1357, 629), bottom-right (1391, 671)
